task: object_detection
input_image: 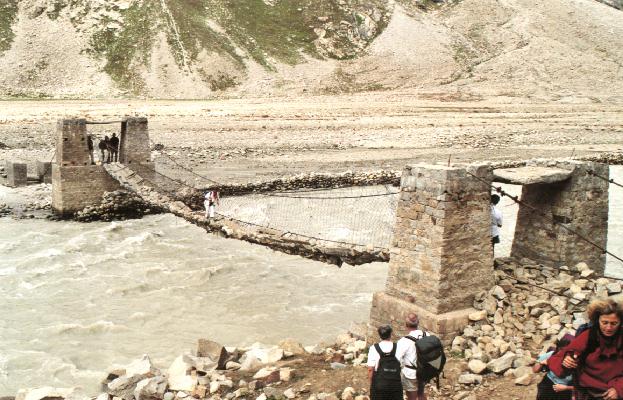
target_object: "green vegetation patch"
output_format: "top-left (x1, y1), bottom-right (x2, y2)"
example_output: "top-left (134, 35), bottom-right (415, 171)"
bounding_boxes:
top-left (0, 0), bottom-right (19, 53)
top-left (166, 0), bottom-right (243, 67)
top-left (204, 0), bottom-right (323, 68)
top-left (204, 0), bottom-right (388, 68)
top-left (88, 2), bottom-right (161, 93)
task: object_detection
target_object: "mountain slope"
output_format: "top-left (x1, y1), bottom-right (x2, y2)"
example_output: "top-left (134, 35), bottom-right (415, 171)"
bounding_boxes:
top-left (0, 0), bottom-right (621, 100)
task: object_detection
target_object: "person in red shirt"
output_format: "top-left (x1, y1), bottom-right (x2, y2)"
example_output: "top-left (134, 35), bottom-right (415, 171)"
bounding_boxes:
top-left (548, 299), bottom-right (623, 400)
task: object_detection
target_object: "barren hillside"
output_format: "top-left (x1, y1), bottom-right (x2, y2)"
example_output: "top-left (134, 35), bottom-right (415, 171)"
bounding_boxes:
top-left (0, 0), bottom-right (621, 100)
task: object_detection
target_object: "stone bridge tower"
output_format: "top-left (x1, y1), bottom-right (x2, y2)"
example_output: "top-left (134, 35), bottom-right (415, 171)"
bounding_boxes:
top-left (369, 164), bottom-right (495, 342)
top-left (51, 117), bottom-right (153, 215)
top-left (369, 160), bottom-right (609, 343)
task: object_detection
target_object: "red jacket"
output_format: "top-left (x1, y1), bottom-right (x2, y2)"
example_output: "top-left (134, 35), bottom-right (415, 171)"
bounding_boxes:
top-left (548, 329), bottom-right (623, 397)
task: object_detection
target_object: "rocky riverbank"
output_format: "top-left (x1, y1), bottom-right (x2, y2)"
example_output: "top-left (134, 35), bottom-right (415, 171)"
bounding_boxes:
top-left (6, 257), bottom-right (622, 400)
top-left (449, 257), bottom-right (622, 395)
top-left (73, 190), bottom-right (163, 222)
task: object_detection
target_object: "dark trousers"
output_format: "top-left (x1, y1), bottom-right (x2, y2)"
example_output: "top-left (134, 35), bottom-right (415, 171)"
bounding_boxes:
top-left (537, 376), bottom-right (572, 400)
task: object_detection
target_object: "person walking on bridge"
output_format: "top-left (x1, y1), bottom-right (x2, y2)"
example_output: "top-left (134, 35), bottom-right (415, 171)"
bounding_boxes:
top-left (205, 189), bottom-right (220, 219)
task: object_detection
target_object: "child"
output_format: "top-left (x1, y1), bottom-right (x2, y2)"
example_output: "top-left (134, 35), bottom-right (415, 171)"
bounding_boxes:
top-left (533, 336), bottom-right (574, 400)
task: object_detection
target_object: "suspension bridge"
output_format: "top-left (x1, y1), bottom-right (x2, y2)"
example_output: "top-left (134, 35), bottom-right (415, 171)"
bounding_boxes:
top-left (48, 116), bottom-right (623, 340)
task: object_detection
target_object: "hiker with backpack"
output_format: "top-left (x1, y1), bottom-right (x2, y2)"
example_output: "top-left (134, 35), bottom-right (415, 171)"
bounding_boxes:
top-left (548, 299), bottom-right (623, 400)
top-left (396, 313), bottom-right (446, 400)
top-left (367, 325), bottom-right (403, 400)
top-left (532, 335), bottom-right (574, 400)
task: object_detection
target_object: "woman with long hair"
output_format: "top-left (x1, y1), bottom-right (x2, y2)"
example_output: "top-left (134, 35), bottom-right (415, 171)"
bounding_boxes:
top-left (548, 299), bottom-right (623, 400)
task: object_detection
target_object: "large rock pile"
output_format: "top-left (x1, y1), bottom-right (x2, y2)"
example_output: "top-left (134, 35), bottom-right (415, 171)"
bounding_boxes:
top-left (452, 257), bottom-right (622, 388)
top-left (14, 335), bottom-right (374, 400)
top-left (73, 190), bottom-right (162, 222)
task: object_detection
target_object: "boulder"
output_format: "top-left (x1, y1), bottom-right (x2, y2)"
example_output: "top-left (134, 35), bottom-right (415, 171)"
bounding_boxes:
top-left (514, 373), bottom-right (532, 386)
top-left (304, 345), bottom-right (325, 355)
top-left (134, 376), bottom-right (168, 400)
top-left (278, 339), bottom-right (306, 355)
top-left (197, 339), bottom-right (228, 369)
top-left (468, 310), bottom-right (487, 321)
top-left (279, 368), bottom-right (295, 382)
top-left (226, 361), bottom-right (241, 370)
top-left (458, 374), bottom-right (482, 385)
top-left (341, 387), bottom-right (356, 400)
top-left (253, 367), bottom-right (280, 384)
top-left (467, 360), bottom-right (487, 374)
top-left (246, 345), bottom-right (284, 364)
top-left (15, 388), bottom-right (75, 400)
top-left (487, 352), bottom-right (516, 374)
top-left (167, 356), bottom-right (196, 392)
top-left (607, 282), bottom-right (622, 295)
top-left (239, 353), bottom-right (263, 371)
top-left (492, 286), bottom-right (506, 300)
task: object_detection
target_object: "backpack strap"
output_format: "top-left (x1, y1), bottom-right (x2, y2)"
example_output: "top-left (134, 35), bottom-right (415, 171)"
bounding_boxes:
top-left (403, 335), bottom-right (420, 370)
top-left (389, 342), bottom-right (397, 357)
top-left (374, 342), bottom-right (396, 357)
top-left (374, 343), bottom-right (383, 356)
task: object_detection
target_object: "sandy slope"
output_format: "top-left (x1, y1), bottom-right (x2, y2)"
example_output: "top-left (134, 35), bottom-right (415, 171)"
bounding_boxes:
top-left (0, 0), bottom-right (621, 100)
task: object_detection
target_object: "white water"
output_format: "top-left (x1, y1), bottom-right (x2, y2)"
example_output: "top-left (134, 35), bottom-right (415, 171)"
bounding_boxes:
top-left (1, 166), bottom-right (623, 395)
top-left (0, 214), bottom-right (388, 394)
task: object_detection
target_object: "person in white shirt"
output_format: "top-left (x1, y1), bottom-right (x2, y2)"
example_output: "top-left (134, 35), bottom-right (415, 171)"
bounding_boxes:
top-left (490, 194), bottom-right (503, 247)
top-left (396, 313), bottom-right (427, 400)
top-left (367, 325), bottom-right (402, 400)
top-left (204, 189), bottom-right (220, 219)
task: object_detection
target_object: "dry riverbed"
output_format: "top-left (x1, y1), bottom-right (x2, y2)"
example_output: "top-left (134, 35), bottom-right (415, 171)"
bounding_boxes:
top-left (1, 93), bottom-right (623, 184)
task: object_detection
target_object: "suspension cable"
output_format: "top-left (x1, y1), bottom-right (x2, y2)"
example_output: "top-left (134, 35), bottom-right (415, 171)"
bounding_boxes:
top-left (122, 165), bottom-right (388, 250)
top-left (157, 150), bottom-right (399, 200)
top-left (587, 169), bottom-right (623, 189)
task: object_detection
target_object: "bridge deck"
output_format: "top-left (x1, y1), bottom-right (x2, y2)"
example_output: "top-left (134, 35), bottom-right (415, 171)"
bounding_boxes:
top-left (104, 163), bottom-right (390, 266)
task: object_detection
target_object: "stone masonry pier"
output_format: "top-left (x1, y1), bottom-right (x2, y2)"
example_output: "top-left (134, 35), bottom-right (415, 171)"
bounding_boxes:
top-left (369, 160), bottom-right (609, 343)
top-left (51, 117), bottom-right (152, 215)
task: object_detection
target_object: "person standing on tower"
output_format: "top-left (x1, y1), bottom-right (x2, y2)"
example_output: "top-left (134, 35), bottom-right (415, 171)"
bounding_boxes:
top-left (109, 132), bottom-right (120, 163)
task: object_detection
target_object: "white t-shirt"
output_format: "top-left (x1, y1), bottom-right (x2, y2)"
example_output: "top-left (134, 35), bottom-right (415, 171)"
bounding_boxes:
top-left (491, 205), bottom-right (502, 237)
top-left (366, 340), bottom-right (396, 371)
top-left (396, 329), bottom-right (426, 379)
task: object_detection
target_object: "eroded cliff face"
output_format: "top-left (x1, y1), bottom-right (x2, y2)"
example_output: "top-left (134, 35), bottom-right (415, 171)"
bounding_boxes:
top-left (0, 0), bottom-right (621, 100)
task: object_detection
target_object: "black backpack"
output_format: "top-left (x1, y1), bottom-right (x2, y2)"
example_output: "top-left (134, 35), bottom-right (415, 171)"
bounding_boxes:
top-left (405, 333), bottom-right (446, 388)
top-left (372, 343), bottom-right (402, 390)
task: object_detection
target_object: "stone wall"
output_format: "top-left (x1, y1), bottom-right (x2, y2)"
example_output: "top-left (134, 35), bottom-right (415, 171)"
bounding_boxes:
top-left (6, 161), bottom-right (27, 187)
top-left (51, 164), bottom-right (121, 215)
top-left (370, 164), bottom-right (495, 342)
top-left (56, 119), bottom-right (90, 167)
top-left (511, 161), bottom-right (609, 274)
